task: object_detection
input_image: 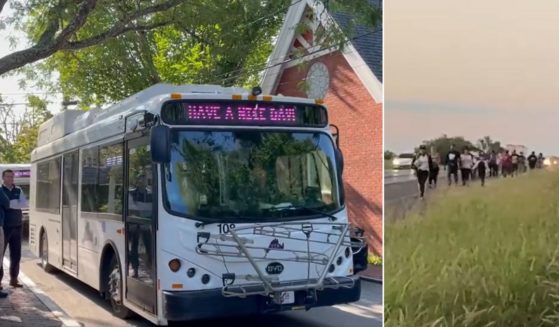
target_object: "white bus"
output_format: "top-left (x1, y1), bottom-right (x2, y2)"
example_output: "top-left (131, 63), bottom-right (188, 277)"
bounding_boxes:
top-left (29, 83), bottom-right (365, 325)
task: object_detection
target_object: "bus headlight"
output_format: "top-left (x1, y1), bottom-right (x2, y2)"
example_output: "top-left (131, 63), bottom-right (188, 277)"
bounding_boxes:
top-left (168, 259), bottom-right (181, 272)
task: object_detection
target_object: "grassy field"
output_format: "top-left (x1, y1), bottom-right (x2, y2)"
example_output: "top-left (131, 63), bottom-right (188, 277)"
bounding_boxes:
top-left (385, 169), bottom-right (559, 326)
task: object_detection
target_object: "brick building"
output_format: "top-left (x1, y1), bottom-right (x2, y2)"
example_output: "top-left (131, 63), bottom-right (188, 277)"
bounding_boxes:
top-left (262, 0), bottom-right (383, 254)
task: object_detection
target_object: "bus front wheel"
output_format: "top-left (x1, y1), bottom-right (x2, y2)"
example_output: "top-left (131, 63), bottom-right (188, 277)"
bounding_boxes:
top-left (108, 256), bottom-right (132, 319)
top-left (40, 231), bottom-right (57, 273)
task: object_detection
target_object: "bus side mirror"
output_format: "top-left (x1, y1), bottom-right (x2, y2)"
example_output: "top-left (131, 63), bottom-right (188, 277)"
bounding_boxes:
top-left (330, 124), bottom-right (340, 148)
top-left (151, 125), bottom-right (171, 163)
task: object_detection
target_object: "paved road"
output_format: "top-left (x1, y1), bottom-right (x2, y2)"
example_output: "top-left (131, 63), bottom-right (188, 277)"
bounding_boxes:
top-left (19, 242), bottom-right (382, 327)
top-left (385, 169), bottom-right (449, 202)
top-left (384, 169), bottom-right (415, 184)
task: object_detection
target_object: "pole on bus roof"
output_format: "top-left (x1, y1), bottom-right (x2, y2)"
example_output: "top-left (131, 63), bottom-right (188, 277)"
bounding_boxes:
top-left (62, 100), bottom-right (79, 111)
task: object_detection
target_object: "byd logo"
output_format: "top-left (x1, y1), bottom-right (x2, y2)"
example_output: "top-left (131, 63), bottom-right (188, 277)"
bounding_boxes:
top-left (266, 262), bottom-right (284, 275)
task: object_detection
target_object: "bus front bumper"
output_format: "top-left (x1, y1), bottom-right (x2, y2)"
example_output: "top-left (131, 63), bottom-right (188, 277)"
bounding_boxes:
top-left (163, 275), bottom-right (361, 322)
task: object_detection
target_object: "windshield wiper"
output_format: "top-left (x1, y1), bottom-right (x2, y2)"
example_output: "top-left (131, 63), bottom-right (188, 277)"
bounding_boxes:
top-left (270, 204), bottom-right (337, 221)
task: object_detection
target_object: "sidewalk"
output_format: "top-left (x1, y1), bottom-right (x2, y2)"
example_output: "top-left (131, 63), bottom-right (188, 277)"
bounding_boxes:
top-left (359, 264), bottom-right (382, 283)
top-left (0, 279), bottom-right (63, 327)
top-left (0, 254), bottom-right (79, 327)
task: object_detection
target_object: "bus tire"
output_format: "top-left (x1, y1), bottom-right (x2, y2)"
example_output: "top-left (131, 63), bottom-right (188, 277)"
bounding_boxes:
top-left (40, 231), bottom-right (57, 273)
top-left (107, 255), bottom-right (132, 319)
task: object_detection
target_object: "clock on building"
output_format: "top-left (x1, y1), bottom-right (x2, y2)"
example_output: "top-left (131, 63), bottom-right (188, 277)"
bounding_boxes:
top-left (305, 62), bottom-right (330, 99)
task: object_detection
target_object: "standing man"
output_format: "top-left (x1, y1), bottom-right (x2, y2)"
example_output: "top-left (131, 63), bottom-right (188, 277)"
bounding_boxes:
top-left (0, 170), bottom-right (28, 288)
top-left (445, 144), bottom-right (461, 186)
top-left (0, 187), bottom-right (9, 297)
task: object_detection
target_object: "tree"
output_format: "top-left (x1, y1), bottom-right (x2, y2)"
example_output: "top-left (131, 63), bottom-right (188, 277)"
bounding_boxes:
top-left (0, 95), bottom-right (52, 162)
top-left (384, 150), bottom-right (395, 160)
top-left (478, 136), bottom-right (503, 153)
top-left (8, 0), bottom-right (381, 107)
top-left (416, 134), bottom-right (504, 159)
top-left (416, 135), bottom-right (477, 156)
top-left (0, 0), bottom-right (200, 76)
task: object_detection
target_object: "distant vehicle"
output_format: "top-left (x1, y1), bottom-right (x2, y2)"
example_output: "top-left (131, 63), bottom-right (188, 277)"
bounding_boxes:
top-left (392, 153), bottom-right (415, 169)
top-left (544, 156), bottom-right (559, 166)
top-left (0, 164), bottom-right (30, 235)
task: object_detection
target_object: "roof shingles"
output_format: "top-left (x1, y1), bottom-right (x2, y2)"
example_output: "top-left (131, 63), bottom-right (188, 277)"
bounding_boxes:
top-left (330, 0), bottom-right (382, 82)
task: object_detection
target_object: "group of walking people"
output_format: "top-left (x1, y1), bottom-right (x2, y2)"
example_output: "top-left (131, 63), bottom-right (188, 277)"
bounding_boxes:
top-left (412, 144), bottom-right (545, 199)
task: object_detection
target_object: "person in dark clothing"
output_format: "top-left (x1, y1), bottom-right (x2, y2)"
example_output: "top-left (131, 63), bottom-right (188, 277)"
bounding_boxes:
top-left (428, 146), bottom-right (441, 188)
top-left (489, 150), bottom-right (499, 177)
top-left (502, 150), bottom-right (512, 178)
top-left (0, 170), bottom-right (27, 288)
top-left (528, 151), bottom-right (538, 170)
top-left (445, 144), bottom-right (461, 186)
top-left (128, 175), bottom-right (153, 280)
top-left (474, 156), bottom-right (488, 186)
top-left (412, 145), bottom-right (433, 200)
top-left (511, 150), bottom-right (519, 176)
top-left (0, 190), bottom-right (9, 297)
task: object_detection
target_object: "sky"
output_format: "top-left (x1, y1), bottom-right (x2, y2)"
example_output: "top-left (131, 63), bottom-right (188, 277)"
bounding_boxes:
top-left (385, 0), bottom-right (559, 155)
top-left (0, 5), bottom-right (62, 118)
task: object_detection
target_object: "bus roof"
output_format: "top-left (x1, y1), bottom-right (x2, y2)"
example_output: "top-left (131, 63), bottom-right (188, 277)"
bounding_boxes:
top-left (0, 163), bottom-right (31, 171)
top-left (32, 83), bottom-right (325, 162)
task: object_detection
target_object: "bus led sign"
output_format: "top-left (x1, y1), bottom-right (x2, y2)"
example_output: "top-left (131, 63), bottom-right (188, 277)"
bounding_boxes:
top-left (14, 170), bottom-right (30, 178)
top-left (187, 104), bottom-right (297, 123)
top-left (161, 100), bottom-right (327, 127)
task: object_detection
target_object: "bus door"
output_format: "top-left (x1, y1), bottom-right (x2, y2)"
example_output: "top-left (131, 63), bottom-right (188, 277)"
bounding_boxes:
top-left (62, 150), bottom-right (79, 272)
top-left (125, 137), bottom-right (157, 314)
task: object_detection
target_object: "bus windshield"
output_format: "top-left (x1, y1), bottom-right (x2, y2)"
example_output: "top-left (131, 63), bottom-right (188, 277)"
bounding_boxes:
top-left (163, 130), bottom-right (340, 222)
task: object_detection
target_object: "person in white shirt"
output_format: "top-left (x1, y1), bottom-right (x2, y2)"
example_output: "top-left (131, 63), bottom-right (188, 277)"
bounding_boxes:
top-left (412, 145), bottom-right (433, 200)
top-left (460, 147), bottom-right (474, 186)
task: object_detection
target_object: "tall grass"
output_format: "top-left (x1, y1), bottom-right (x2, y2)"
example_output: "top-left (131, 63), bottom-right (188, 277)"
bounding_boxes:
top-left (385, 170), bottom-right (559, 326)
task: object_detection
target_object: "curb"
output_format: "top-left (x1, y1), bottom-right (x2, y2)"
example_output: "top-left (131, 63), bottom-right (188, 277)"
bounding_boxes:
top-left (360, 276), bottom-right (382, 284)
top-left (3, 257), bottom-right (82, 327)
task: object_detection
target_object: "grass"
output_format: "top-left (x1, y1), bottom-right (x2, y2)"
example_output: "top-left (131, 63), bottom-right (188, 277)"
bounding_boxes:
top-left (385, 169), bottom-right (559, 326)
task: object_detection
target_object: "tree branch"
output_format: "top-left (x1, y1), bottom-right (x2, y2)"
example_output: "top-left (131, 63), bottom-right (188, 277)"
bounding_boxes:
top-left (63, 21), bottom-right (171, 51)
top-left (0, 0), bottom-right (188, 76)
top-left (126, 0), bottom-right (187, 22)
top-left (55, 0), bottom-right (98, 46)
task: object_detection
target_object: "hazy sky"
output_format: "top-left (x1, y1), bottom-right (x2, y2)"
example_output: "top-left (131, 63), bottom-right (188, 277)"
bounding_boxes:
top-left (385, 0), bottom-right (559, 154)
